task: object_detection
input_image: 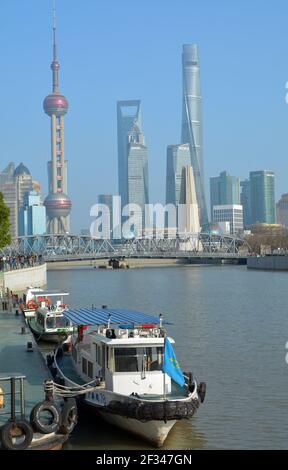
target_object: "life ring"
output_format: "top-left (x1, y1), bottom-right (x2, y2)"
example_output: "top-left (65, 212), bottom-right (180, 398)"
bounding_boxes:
top-left (37, 296), bottom-right (51, 306)
top-left (59, 398), bottom-right (78, 435)
top-left (140, 324), bottom-right (156, 329)
top-left (30, 400), bottom-right (61, 434)
top-left (0, 419), bottom-right (33, 450)
top-left (27, 300), bottom-right (38, 310)
top-left (0, 387), bottom-right (4, 408)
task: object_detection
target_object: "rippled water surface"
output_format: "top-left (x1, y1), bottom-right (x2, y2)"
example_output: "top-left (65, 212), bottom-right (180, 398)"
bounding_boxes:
top-left (47, 265), bottom-right (288, 449)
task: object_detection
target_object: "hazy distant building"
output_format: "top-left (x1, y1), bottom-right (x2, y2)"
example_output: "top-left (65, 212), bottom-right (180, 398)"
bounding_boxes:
top-left (240, 179), bottom-right (251, 228)
top-left (166, 144), bottom-right (191, 207)
top-left (14, 163), bottom-right (33, 209)
top-left (210, 171), bottom-right (240, 220)
top-left (212, 205), bottom-right (243, 235)
top-left (0, 163), bottom-right (34, 238)
top-left (98, 194), bottom-right (114, 238)
top-left (0, 162), bottom-right (15, 188)
top-left (249, 171), bottom-right (275, 224)
top-left (126, 123), bottom-right (149, 231)
top-left (18, 191), bottom-right (46, 236)
top-left (117, 100), bottom-right (142, 209)
top-left (181, 44), bottom-right (208, 227)
top-left (276, 194), bottom-right (288, 228)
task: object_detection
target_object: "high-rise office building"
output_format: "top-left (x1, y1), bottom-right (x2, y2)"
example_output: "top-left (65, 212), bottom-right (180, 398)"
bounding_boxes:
top-left (98, 194), bottom-right (114, 238)
top-left (166, 144), bottom-right (191, 206)
top-left (117, 100), bottom-right (142, 209)
top-left (0, 163), bottom-right (34, 238)
top-left (18, 191), bottom-right (46, 236)
top-left (212, 205), bottom-right (243, 235)
top-left (181, 44), bottom-right (208, 227)
top-left (43, 7), bottom-right (71, 234)
top-left (276, 194), bottom-right (288, 228)
top-left (210, 171), bottom-right (240, 220)
top-left (249, 171), bottom-right (275, 225)
top-left (240, 179), bottom-right (251, 229)
top-left (126, 123), bottom-right (149, 231)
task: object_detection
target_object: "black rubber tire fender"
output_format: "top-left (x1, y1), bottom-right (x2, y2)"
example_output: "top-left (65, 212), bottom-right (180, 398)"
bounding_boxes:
top-left (0, 419), bottom-right (33, 450)
top-left (30, 400), bottom-right (61, 434)
top-left (198, 382), bottom-right (207, 403)
top-left (58, 398), bottom-right (78, 435)
top-left (46, 354), bottom-right (54, 367)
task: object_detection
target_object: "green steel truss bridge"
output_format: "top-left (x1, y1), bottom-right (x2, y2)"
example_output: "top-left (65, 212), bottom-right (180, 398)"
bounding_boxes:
top-left (0, 234), bottom-right (250, 262)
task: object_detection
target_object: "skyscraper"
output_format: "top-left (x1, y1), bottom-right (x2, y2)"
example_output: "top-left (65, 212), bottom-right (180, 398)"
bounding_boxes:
top-left (249, 171), bottom-right (275, 225)
top-left (18, 191), bottom-right (46, 236)
top-left (126, 122), bottom-right (149, 231)
top-left (98, 194), bottom-right (114, 238)
top-left (117, 100), bottom-right (149, 232)
top-left (43, 7), bottom-right (71, 234)
top-left (166, 144), bottom-right (191, 206)
top-left (276, 194), bottom-right (288, 228)
top-left (210, 171), bottom-right (240, 220)
top-left (0, 163), bottom-right (36, 238)
top-left (117, 100), bottom-right (142, 209)
top-left (181, 44), bottom-right (208, 227)
top-left (240, 179), bottom-right (251, 228)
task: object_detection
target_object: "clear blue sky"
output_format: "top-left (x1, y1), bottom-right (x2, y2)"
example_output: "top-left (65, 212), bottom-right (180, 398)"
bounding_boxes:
top-left (1, 0), bottom-right (288, 232)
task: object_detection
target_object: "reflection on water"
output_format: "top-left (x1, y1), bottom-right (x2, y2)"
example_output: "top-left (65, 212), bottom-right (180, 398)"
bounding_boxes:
top-left (46, 265), bottom-right (288, 449)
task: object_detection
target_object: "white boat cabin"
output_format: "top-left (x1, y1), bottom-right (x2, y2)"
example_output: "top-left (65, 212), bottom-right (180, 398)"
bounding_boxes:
top-left (72, 324), bottom-right (173, 396)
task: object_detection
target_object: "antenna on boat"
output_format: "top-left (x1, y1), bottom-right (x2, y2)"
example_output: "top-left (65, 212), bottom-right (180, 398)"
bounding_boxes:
top-left (159, 314), bottom-right (163, 328)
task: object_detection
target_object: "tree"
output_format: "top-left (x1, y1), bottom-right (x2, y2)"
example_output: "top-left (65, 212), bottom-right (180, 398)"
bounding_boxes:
top-left (0, 192), bottom-right (11, 248)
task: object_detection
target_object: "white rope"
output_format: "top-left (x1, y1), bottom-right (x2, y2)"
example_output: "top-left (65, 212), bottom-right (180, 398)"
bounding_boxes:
top-left (44, 379), bottom-right (101, 398)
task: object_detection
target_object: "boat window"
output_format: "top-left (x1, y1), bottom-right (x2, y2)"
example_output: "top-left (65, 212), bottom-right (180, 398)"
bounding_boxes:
top-left (107, 347), bottom-right (114, 371)
top-left (144, 347), bottom-right (164, 371)
top-left (55, 316), bottom-right (70, 328)
top-left (46, 317), bottom-right (55, 329)
top-left (88, 361), bottom-right (93, 378)
top-left (114, 348), bottom-right (141, 372)
top-left (82, 357), bottom-right (87, 375)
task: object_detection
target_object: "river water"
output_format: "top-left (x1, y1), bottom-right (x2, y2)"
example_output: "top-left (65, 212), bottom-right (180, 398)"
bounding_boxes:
top-left (46, 265), bottom-right (288, 450)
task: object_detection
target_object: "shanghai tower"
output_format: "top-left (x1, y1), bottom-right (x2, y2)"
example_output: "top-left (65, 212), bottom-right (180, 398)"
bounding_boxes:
top-left (181, 44), bottom-right (208, 227)
top-left (43, 5), bottom-right (71, 234)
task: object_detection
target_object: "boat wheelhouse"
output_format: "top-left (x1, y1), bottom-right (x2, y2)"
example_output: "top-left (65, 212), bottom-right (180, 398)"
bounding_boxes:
top-left (28, 291), bottom-right (74, 343)
top-left (52, 307), bottom-right (206, 446)
top-left (20, 287), bottom-right (45, 319)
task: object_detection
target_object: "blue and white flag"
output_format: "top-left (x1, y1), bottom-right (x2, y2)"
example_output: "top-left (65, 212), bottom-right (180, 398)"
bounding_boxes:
top-left (163, 337), bottom-right (185, 387)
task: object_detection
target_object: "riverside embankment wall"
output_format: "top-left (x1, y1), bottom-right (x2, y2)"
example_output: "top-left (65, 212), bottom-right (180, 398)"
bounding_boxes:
top-left (3, 263), bottom-right (47, 291)
top-left (247, 256), bottom-right (288, 271)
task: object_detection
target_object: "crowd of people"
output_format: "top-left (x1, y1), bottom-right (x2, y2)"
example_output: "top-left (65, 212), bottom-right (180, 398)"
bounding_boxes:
top-left (0, 254), bottom-right (43, 272)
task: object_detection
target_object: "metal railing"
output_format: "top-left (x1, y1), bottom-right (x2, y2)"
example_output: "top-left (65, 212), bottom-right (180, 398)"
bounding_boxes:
top-left (0, 374), bottom-right (26, 422)
top-left (0, 233), bottom-right (251, 261)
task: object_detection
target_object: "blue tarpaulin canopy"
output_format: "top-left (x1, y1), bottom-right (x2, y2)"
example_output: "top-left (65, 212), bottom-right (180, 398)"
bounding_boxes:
top-left (63, 307), bottom-right (170, 326)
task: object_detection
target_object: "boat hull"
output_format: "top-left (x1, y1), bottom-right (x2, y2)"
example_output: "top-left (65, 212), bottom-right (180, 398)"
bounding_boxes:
top-left (98, 409), bottom-right (176, 446)
top-left (28, 321), bottom-right (69, 343)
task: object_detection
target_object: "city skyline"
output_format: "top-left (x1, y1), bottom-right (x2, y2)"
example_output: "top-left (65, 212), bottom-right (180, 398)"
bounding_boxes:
top-left (0, 0), bottom-right (288, 232)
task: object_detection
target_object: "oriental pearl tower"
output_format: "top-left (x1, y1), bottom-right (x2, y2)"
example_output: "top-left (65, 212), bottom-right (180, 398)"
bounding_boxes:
top-left (43, 5), bottom-right (71, 234)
